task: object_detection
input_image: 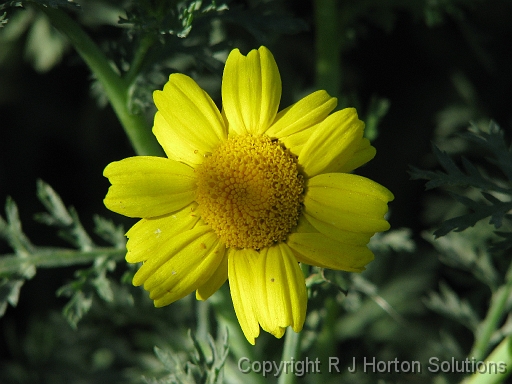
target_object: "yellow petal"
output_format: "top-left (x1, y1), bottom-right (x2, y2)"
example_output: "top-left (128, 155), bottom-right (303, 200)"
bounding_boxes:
top-left (294, 213), bottom-right (372, 248)
top-left (228, 248), bottom-right (260, 345)
top-left (294, 213), bottom-right (318, 233)
top-left (153, 73), bottom-right (226, 164)
top-left (304, 173), bottom-right (394, 233)
top-left (255, 244), bottom-right (307, 336)
top-left (133, 225), bottom-right (223, 307)
top-left (125, 203), bottom-right (200, 263)
top-left (196, 247), bottom-right (228, 301)
top-left (299, 108), bottom-right (364, 177)
top-left (337, 138), bottom-right (376, 173)
top-left (152, 113), bottom-right (202, 167)
top-left (304, 213), bottom-right (374, 245)
top-left (266, 90), bottom-right (337, 139)
top-left (132, 224), bottom-right (212, 286)
top-left (278, 126), bottom-right (316, 158)
top-left (103, 156), bottom-right (196, 218)
top-left (222, 46), bottom-right (281, 135)
top-left (287, 232), bottom-right (374, 272)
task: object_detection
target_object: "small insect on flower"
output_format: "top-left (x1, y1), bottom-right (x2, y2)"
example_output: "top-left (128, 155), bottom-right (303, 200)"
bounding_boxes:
top-left (103, 46), bottom-right (393, 345)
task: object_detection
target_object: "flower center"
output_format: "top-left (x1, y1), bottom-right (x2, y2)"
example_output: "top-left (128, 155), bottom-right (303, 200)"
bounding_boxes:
top-left (196, 134), bottom-right (304, 249)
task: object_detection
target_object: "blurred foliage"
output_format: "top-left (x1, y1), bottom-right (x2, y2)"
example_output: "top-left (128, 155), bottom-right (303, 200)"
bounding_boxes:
top-left (1, 0), bottom-right (512, 383)
top-left (411, 122), bottom-right (512, 243)
top-left (0, 198), bottom-right (36, 317)
top-left (1, 0), bottom-right (308, 114)
top-left (143, 330), bottom-right (229, 384)
top-left (0, 180), bottom-right (127, 325)
top-left (413, 123), bottom-right (512, 382)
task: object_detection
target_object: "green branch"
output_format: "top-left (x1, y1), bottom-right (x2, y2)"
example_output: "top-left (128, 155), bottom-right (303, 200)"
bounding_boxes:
top-left (277, 328), bottom-right (302, 384)
top-left (314, 0), bottom-right (341, 98)
top-left (0, 248), bottom-right (125, 274)
top-left (36, 5), bottom-right (162, 157)
top-left (464, 336), bottom-right (512, 384)
top-left (124, 33), bottom-right (157, 86)
top-left (469, 261), bottom-right (512, 362)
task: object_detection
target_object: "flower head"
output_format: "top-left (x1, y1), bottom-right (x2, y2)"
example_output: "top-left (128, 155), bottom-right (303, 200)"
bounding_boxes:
top-left (103, 46), bottom-right (394, 344)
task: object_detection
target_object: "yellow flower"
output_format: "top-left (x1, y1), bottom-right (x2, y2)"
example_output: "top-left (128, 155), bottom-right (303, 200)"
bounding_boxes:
top-left (103, 46), bottom-right (394, 345)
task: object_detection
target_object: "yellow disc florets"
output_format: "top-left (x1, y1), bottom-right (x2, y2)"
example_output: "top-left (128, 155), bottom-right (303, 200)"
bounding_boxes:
top-left (196, 134), bottom-right (304, 249)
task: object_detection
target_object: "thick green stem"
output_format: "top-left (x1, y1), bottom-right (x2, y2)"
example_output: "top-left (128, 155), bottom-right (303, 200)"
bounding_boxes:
top-left (470, 262), bottom-right (512, 362)
top-left (463, 336), bottom-right (512, 384)
top-left (0, 248), bottom-right (125, 274)
top-left (277, 328), bottom-right (302, 384)
top-left (37, 5), bottom-right (162, 157)
top-left (314, 0), bottom-right (341, 97)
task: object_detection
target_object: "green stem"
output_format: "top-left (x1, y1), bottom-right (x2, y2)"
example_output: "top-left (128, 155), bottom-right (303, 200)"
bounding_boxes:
top-left (277, 328), bottom-right (302, 384)
top-left (124, 34), bottom-right (156, 86)
top-left (196, 299), bottom-right (211, 341)
top-left (463, 336), bottom-right (512, 384)
top-left (36, 5), bottom-right (162, 157)
top-left (314, 0), bottom-right (341, 97)
top-left (277, 263), bottom-right (310, 384)
top-left (470, 262), bottom-right (512, 361)
top-left (0, 248), bottom-right (125, 274)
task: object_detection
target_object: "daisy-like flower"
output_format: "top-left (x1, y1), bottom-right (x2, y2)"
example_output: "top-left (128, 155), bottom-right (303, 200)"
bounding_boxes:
top-left (104, 46), bottom-right (393, 345)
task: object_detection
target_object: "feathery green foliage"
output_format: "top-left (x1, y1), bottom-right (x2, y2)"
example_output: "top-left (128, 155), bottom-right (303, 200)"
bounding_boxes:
top-left (410, 122), bottom-right (512, 243)
top-left (0, 181), bottom-right (126, 324)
